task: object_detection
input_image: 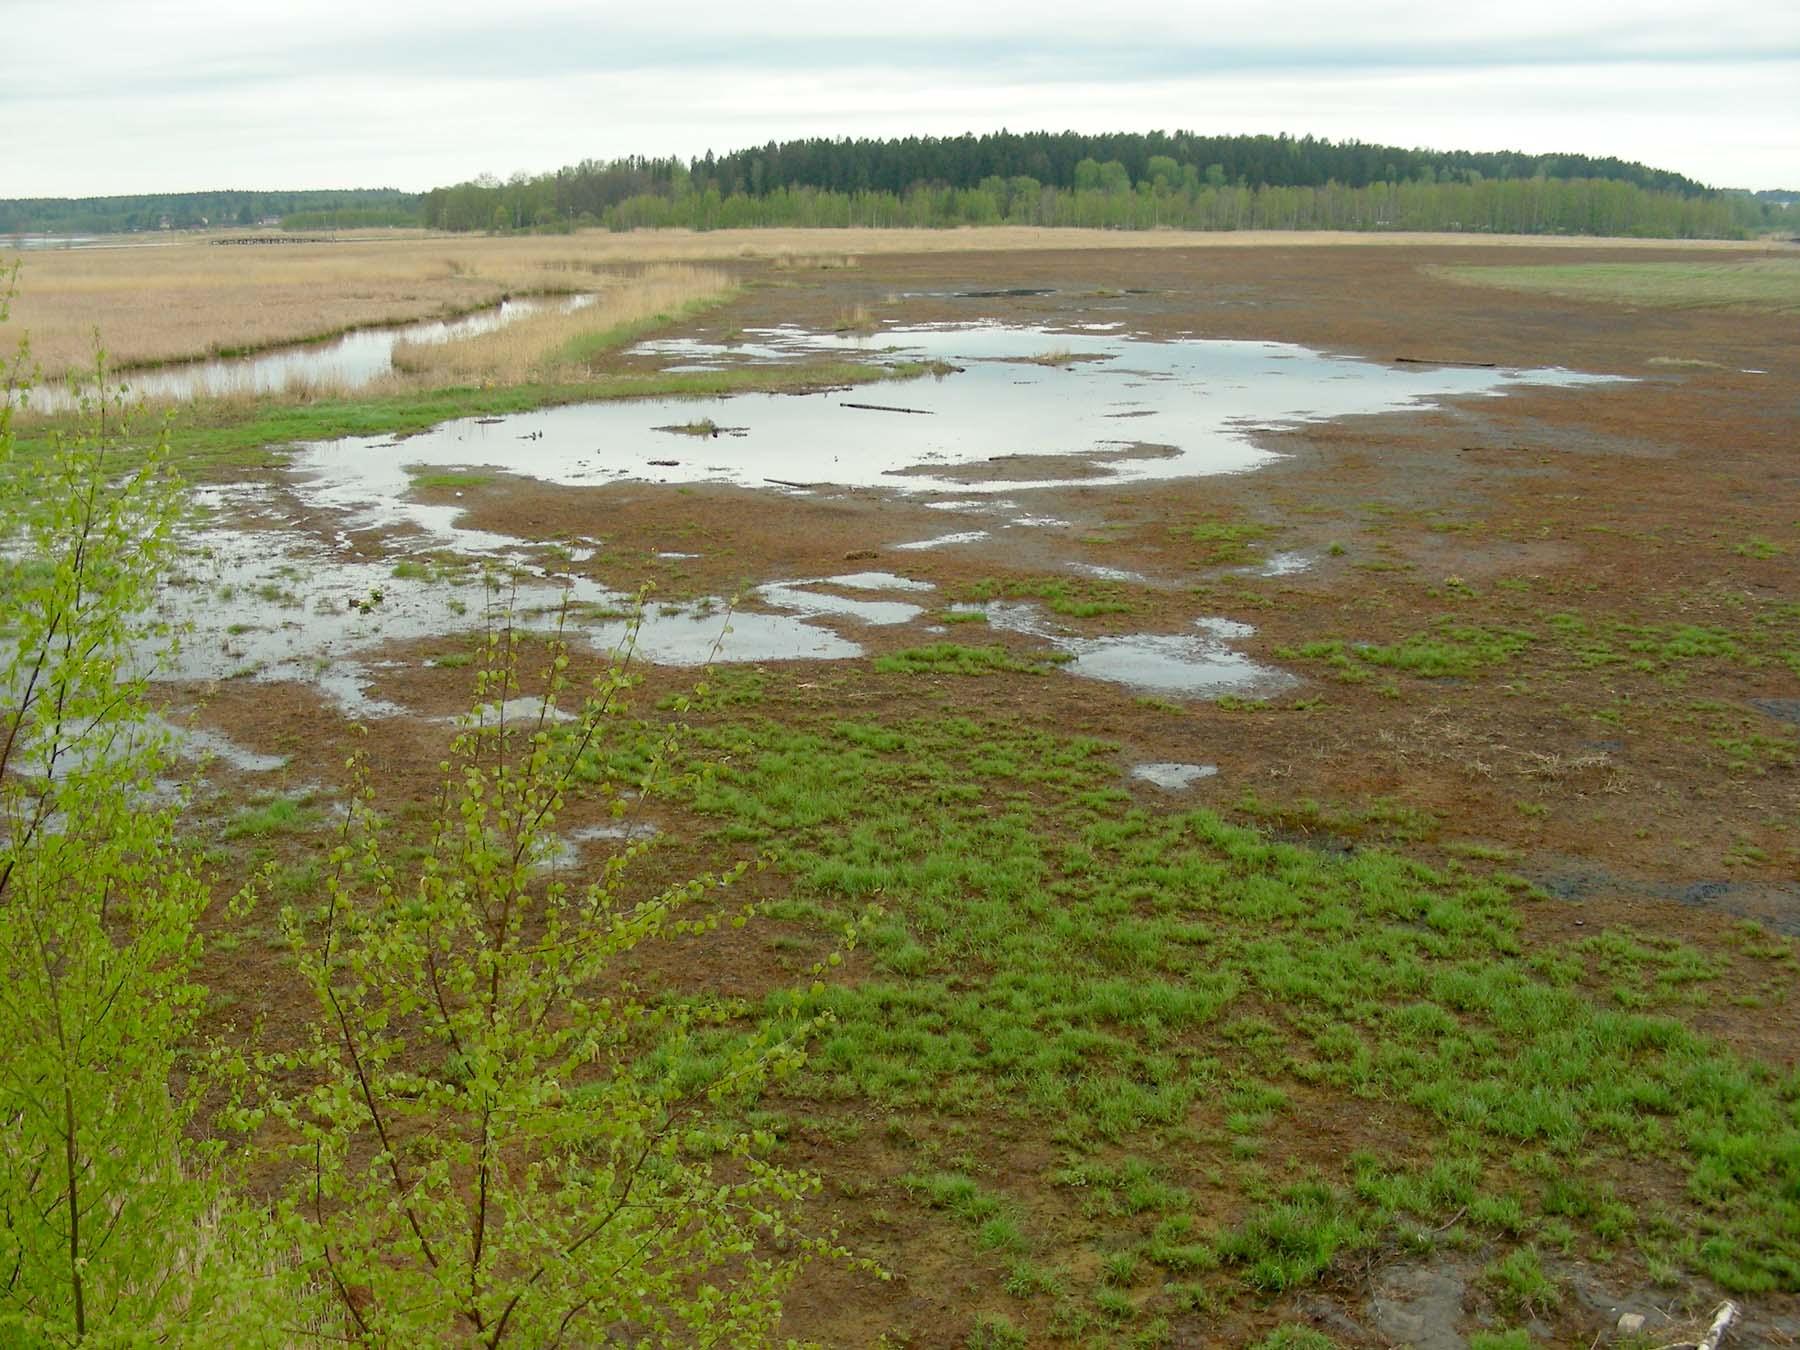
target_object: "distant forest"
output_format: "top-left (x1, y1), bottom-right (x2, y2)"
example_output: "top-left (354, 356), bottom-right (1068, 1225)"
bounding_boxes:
top-left (419, 132), bottom-right (1785, 239)
top-left (0, 188), bottom-right (417, 236)
top-left (7, 133), bottom-right (1791, 241)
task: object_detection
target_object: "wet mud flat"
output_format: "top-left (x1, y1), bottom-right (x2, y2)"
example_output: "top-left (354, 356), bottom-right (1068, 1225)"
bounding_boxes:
top-left (164, 241), bottom-right (1800, 1347)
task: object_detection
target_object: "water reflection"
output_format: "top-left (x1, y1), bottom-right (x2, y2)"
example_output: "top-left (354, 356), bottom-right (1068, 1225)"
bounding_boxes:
top-left (290, 323), bottom-right (1623, 504)
top-left (20, 293), bottom-right (595, 411)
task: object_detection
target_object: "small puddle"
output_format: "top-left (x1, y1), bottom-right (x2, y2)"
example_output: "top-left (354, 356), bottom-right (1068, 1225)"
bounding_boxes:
top-left (1070, 563), bottom-right (1150, 583)
top-left (985, 603), bottom-right (1294, 699)
top-left (539, 819), bottom-right (662, 870)
top-left (893, 531), bottom-right (990, 551)
top-left (572, 821), bottom-right (660, 843)
top-left (160, 718), bottom-right (288, 773)
top-left (2, 709), bottom-right (284, 784)
top-left (1255, 552), bottom-right (1312, 577)
top-left (757, 582), bottom-right (926, 627)
top-left (823, 571), bottom-right (935, 592)
top-left (1131, 762), bottom-right (1219, 790)
top-left (458, 696), bottom-right (575, 726)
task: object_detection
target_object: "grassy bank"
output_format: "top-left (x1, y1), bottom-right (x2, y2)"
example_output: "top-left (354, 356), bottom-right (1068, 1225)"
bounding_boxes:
top-left (391, 263), bottom-right (735, 382)
top-left (10, 356), bottom-right (958, 473)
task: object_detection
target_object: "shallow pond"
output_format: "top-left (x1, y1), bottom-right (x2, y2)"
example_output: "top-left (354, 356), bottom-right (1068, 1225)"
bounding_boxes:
top-left (292, 322), bottom-right (1621, 511)
top-left (131, 321), bottom-right (1623, 714)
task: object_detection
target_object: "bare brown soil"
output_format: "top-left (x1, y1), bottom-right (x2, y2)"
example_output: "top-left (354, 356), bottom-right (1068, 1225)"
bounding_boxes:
top-left (173, 240), bottom-right (1799, 1346)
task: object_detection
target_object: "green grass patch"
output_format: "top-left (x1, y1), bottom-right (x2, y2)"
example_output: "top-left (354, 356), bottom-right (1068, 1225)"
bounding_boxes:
top-left (964, 575), bottom-right (1133, 619)
top-left (221, 793), bottom-right (320, 840)
top-left (405, 470), bottom-right (492, 492)
top-left (671, 712), bottom-right (1800, 1305)
top-left (1431, 260), bottom-right (1800, 314)
top-left (1280, 621), bottom-right (1533, 680)
top-left (1174, 519), bottom-right (1277, 565)
top-left (1735, 537), bottom-right (1787, 560)
top-left (874, 643), bottom-right (1065, 677)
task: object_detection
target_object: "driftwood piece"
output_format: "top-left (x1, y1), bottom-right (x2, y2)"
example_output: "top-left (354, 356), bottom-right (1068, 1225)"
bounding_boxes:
top-left (1696, 1300), bottom-right (1739, 1350)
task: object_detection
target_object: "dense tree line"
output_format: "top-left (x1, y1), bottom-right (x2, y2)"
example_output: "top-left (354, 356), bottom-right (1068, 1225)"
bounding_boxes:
top-left (418, 132), bottom-right (1786, 240)
top-left (0, 188), bottom-right (418, 236)
top-left (277, 205), bottom-right (422, 231)
top-left (13, 133), bottom-right (1789, 241)
top-left (436, 174), bottom-right (1770, 241)
top-left (693, 131), bottom-right (1713, 199)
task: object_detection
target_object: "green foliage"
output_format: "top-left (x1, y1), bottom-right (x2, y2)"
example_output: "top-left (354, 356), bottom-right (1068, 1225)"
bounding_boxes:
top-left (1469, 1333), bottom-right (1535, 1350)
top-left (271, 616), bottom-right (848, 1342)
top-left (1252, 1329), bottom-right (1339, 1350)
top-left (965, 574), bottom-right (1133, 617)
top-left (407, 469), bottom-right (492, 491)
top-left (419, 130), bottom-right (1758, 239)
top-left (1282, 621), bottom-right (1533, 681)
top-left (1483, 1245), bottom-right (1560, 1315)
top-left (0, 188), bottom-right (417, 236)
top-left (1734, 536), bottom-right (1786, 559)
top-left (966, 1312), bottom-right (1029, 1348)
top-left (1218, 1183), bottom-right (1374, 1291)
top-left (0, 284), bottom-right (278, 1342)
top-left (221, 791), bottom-right (319, 839)
top-left (875, 643), bottom-right (1063, 676)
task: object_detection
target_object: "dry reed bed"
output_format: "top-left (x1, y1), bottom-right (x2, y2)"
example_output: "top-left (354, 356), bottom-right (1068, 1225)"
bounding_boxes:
top-left (6, 227), bottom-right (1775, 380)
top-left (390, 264), bottom-right (733, 384)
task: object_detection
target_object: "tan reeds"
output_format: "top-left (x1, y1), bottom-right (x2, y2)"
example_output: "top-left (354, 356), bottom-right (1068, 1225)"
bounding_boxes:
top-left (390, 264), bottom-right (733, 384)
top-left (7, 226), bottom-right (1773, 382)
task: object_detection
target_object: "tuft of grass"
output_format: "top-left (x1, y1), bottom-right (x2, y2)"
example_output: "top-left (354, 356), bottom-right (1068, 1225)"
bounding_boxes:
top-left (221, 793), bottom-right (319, 840)
top-left (1218, 1183), bottom-right (1375, 1292)
top-left (1252, 1330), bottom-right (1339, 1350)
top-left (656, 418), bottom-right (720, 437)
top-left (965, 575), bottom-right (1132, 619)
top-left (1483, 1246), bottom-right (1559, 1315)
top-left (965, 1313), bottom-right (1028, 1349)
top-left (1735, 537), bottom-right (1786, 560)
top-left (1278, 621), bottom-right (1532, 681)
top-left (1468, 1333), bottom-right (1535, 1350)
top-left (1175, 519), bottom-right (1276, 565)
top-left (875, 644), bottom-right (1063, 677)
top-left (407, 470), bottom-right (491, 491)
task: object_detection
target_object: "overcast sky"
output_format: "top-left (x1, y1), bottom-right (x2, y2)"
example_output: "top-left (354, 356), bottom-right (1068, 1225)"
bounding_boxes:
top-left (8, 1), bottom-right (1796, 198)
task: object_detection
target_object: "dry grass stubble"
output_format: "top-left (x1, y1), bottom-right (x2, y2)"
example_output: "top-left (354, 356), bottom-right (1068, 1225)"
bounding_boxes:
top-left (390, 264), bottom-right (734, 384)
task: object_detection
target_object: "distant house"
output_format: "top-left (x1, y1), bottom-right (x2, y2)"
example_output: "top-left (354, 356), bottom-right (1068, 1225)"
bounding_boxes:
top-left (258, 215), bottom-right (282, 227)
